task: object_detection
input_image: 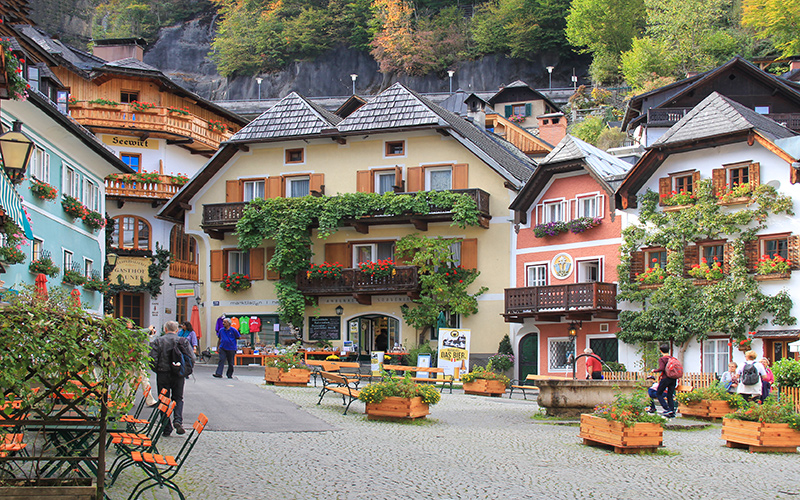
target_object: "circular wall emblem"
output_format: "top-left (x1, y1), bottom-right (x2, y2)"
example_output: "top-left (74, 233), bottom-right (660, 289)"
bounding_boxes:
top-left (551, 253), bottom-right (574, 280)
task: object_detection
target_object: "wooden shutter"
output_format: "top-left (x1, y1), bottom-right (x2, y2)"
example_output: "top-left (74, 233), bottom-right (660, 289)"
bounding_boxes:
top-left (226, 180), bottom-right (242, 202)
top-left (629, 251), bottom-right (644, 282)
top-left (210, 250), bottom-right (224, 281)
top-left (744, 240), bottom-right (759, 272)
top-left (394, 166), bottom-right (404, 191)
top-left (524, 103), bottom-right (532, 116)
top-left (749, 162), bottom-right (760, 189)
top-left (310, 173), bottom-right (325, 195)
top-left (684, 245), bottom-right (699, 278)
top-left (407, 166), bottom-right (423, 192)
top-left (324, 242), bottom-right (350, 267)
top-left (789, 235), bottom-right (800, 270)
top-left (249, 247), bottom-right (265, 280)
top-left (504, 105), bottom-right (512, 118)
top-left (658, 177), bottom-right (671, 206)
top-left (460, 238), bottom-right (477, 270)
top-left (792, 165), bottom-right (800, 185)
top-left (265, 247), bottom-right (280, 280)
top-left (356, 170), bottom-right (373, 193)
top-left (723, 242), bottom-right (734, 274)
top-left (266, 176), bottom-right (284, 198)
top-left (692, 171), bottom-right (700, 191)
top-left (452, 164), bottom-right (468, 190)
top-left (712, 168), bottom-right (726, 197)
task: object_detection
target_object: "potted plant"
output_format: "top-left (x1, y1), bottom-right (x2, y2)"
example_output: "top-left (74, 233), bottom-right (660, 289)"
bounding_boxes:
top-left (721, 397), bottom-right (800, 453)
top-left (83, 271), bottom-right (108, 293)
top-left (82, 210), bottom-right (106, 232)
top-left (128, 100), bottom-right (156, 112)
top-left (62, 265), bottom-right (87, 286)
top-left (358, 372), bottom-right (441, 420)
top-left (28, 178), bottom-right (58, 201)
top-left (717, 183), bottom-right (752, 204)
top-left (754, 254), bottom-right (792, 279)
top-left (307, 261), bottom-right (343, 279)
top-left (358, 259), bottom-right (396, 278)
top-left (487, 353), bottom-right (514, 375)
top-left (208, 119), bottom-right (230, 133)
top-left (580, 390), bottom-right (666, 453)
top-left (533, 221), bottom-right (568, 238)
top-left (29, 250), bottom-right (60, 277)
top-left (221, 272), bottom-right (251, 293)
top-left (689, 257), bottom-right (724, 281)
top-left (676, 383), bottom-right (745, 419)
top-left (88, 98), bottom-right (120, 107)
top-left (61, 195), bottom-right (86, 220)
top-left (0, 245), bottom-right (25, 265)
top-left (461, 364), bottom-right (510, 397)
top-left (636, 262), bottom-right (667, 286)
top-left (566, 217), bottom-right (602, 234)
top-left (661, 189), bottom-right (696, 208)
top-left (264, 343), bottom-right (311, 386)
top-left (167, 106), bottom-right (190, 116)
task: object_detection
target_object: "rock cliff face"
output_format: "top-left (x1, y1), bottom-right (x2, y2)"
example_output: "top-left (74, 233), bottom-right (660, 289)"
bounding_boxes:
top-left (28, 0), bottom-right (94, 47)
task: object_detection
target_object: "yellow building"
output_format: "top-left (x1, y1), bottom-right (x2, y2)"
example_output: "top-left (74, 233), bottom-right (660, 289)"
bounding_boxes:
top-left (159, 83), bottom-right (536, 362)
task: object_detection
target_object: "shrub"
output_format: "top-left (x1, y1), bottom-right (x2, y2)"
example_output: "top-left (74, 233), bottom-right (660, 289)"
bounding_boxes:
top-left (592, 390), bottom-right (666, 427)
top-left (487, 353), bottom-right (513, 372)
top-left (497, 334), bottom-right (512, 355)
top-left (773, 358), bottom-right (800, 388)
top-left (358, 372), bottom-right (441, 405)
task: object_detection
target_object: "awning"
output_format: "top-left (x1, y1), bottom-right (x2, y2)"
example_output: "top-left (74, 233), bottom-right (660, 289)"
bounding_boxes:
top-left (789, 340), bottom-right (800, 353)
top-left (0, 170), bottom-right (33, 239)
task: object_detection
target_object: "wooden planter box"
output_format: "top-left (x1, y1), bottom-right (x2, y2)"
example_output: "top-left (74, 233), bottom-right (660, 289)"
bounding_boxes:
top-left (754, 272), bottom-right (791, 281)
top-left (718, 196), bottom-right (751, 206)
top-left (663, 203), bottom-right (694, 212)
top-left (264, 367), bottom-right (311, 387)
top-left (365, 396), bottom-right (429, 421)
top-left (463, 379), bottom-right (507, 397)
top-left (579, 414), bottom-right (663, 454)
top-left (721, 417), bottom-right (800, 453)
top-left (0, 478), bottom-right (96, 499)
top-left (678, 399), bottom-right (734, 419)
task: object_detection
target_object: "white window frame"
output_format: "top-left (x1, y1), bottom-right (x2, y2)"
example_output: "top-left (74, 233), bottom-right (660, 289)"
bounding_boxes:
top-left (576, 193), bottom-right (603, 218)
top-left (576, 258), bottom-right (602, 283)
top-left (63, 249), bottom-right (74, 272)
top-left (353, 242), bottom-right (394, 265)
top-left (374, 171), bottom-right (396, 194)
top-left (703, 338), bottom-right (730, 375)
top-left (243, 180), bottom-right (265, 202)
top-left (83, 178), bottom-right (100, 212)
top-left (227, 250), bottom-right (250, 275)
top-left (542, 199), bottom-right (566, 223)
top-left (425, 166), bottom-right (452, 191)
top-left (548, 337), bottom-right (575, 372)
top-left (31, 238), bottom-right (43, 261)
top-left (64, 165), bottom-right (80, 199)
top-left (526, 263), bottom-right (548, 287)
top-left (285, 176), bottom-right (310, 198)
top-left (84, 258), bottom-right (93, 278)
top-left (30, 146), bottom-right (50, 183)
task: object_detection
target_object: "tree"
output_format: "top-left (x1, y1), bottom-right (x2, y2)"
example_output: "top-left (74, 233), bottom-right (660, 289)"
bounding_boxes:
top-left (742, 0), bottom-right (800, 58)
top-left (566, 0), bottom-right (645, 57)
top-left (620, 37), bottom-right (679, 92)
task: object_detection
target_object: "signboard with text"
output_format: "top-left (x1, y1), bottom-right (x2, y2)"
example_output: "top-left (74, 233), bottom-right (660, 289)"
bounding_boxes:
top-left (437, 328), bottom-right (470, 379)
top-left (108, 257), bottom-right (152, 286)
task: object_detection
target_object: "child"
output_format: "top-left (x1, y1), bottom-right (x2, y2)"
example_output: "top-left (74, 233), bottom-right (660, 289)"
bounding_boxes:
top-left (646, 376), bottom-right (659, 413)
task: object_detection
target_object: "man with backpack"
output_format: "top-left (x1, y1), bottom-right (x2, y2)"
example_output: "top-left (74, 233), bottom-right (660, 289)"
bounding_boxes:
top-left (148, 321), bottom-right (195, 436)
top-left (651, 343), bottom-right (682, 418)
top-left (736, 350), bottom-right (766, 402)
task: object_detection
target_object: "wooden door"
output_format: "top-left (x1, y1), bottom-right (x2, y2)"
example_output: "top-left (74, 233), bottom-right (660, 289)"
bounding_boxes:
top-left (115, 292), bottom-right (144, 327)
top-left (518, 333), bottom-right (538, 379)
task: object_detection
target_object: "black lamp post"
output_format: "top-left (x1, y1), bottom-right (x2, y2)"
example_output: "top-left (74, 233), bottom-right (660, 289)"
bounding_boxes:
top-left (0, 121), bottom-right (34, 184)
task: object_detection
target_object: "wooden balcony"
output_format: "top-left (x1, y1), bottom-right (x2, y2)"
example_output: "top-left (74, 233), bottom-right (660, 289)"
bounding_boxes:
top-left (201, 188), bottom-right (491, 239)
top-left (69, 102), bottom-right (236, 155)
top-left (503, 282), bottom-right (618, 323)
top-left (169, 259), bottom-right (198, 281)
top-left (105, 174), bottom-right (184, 204)
top-left (647, 107), bottom-right (800, 131)
top-left (296, 266), bottom-right (421, 305)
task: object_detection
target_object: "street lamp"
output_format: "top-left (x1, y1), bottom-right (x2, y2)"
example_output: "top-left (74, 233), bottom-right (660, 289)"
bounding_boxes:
top-left (350, 74), bottom-right (358, 95)
top-left (447, 70), bottom-right (455, 94)
top-left (256, 77), bottom-right (263, 101)
top-left (546, 66), bottom-right (554, 89)
top-left (106, 252), bottom-right (118, 269)
top-left (571, 69), bottom-right (578, 90)
top-left (0, 121), bottom-right (34, 184)
top-left (335, 305), bottom-right (344, 316)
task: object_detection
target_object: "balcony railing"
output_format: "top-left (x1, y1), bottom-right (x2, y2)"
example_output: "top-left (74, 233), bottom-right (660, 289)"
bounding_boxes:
top-left (297, 266), bottom-right (421, 305)
top-left (169, 259), bottom-right (198, 281)
top-left (69, 102), bottom-right (236, 153)
top-left (105, 174), bottom-right (184, 201)
top-left (503, 282), bottom-right (618, 323)
top-left (647, 107), bottom-right (800, 131)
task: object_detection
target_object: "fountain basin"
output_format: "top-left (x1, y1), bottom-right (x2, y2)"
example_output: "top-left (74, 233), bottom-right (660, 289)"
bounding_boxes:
top-left (536, 378), bottom-right (647, 417)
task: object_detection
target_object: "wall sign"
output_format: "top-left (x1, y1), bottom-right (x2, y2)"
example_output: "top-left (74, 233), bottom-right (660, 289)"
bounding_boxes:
top-left (551, 252), bottom-right (574, 280)
top-left (102, 135), bottom-right (158, 150)
top-left (108, 256), bottom-right (153, 286)
top-left (308, 316), bottom-right (341, 341)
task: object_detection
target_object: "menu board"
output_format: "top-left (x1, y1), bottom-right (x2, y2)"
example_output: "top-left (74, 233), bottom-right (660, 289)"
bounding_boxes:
top-left (308, 316), bottom-right (341, 340)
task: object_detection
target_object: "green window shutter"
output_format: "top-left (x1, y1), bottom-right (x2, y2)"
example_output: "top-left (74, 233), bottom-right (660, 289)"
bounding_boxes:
top-left (504, 105), bottom-right (512, 118)
top-left (525, 103), bottom-right (532, 116)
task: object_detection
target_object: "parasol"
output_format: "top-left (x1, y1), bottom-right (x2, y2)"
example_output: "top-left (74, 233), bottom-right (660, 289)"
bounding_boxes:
top-left (190, 304), bottom-right (202, 339)
top-left (35, 273), bottom-right (47, 299)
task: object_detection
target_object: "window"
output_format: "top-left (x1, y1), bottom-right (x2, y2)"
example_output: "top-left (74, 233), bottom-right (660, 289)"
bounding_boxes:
top-left (286, 176), bottom-right (310, 198)
top-left (170, 225), bottom-right (197, 263)
top-left (120, 153), bottom-right (141, 172)
top-left (449, 241), bottom-right (462, 267)
top-left (701, 243), bottom-right (724, 267)
top-left (57, 90), bottom-right (69, 114)
top-left (548, 338), bottom-right (575, 371)
top-left (577, 259), bottom-right (601, 283)
top-left (729, 165), bottom-right (749, 187)
top-left (243, 180), bottom-right (265, 202)
top-left (30, 146), bottom-right (50, 183)
top-left (589, 337), bottom-right (618, 363)
top-left (375, 171), bottom-right (396, 194)
top-left (228, 250), bottom-right (250, 275)
top-left (674, 174), bottom-right (693, 194)
top-left (285, 148), bottom-right (304, 164)
top-left (762, 236), bottom-right (788, 260)
top-left (32, 238), bottom-right (43, 261)
top-left (176, 297), bottom-right (188, 323)
top-left (112, 216), bottom-right (151, 250)
top-left (754, 106), bottom-right (770, 115)
top-left (646, 249), bottom-right (667, 269)
top-left (64, 166), bottom-right (80, 198)
top-left (543, 200), bottom-right (565, 223)
top-left (84, 258), bottom-right (93, 278)
top-left (120, 91), bottom-right (139, 104)
top-left (526, 264), bottom-right (547, 287)
top-left (577, 195), bottom-right (602, 218)
top-left (27, 66), bottom-right (39, 92)
top-left (512, 104), bottom-right (526, 116)
top-left (353, 242), bottom-right (395, 264)
top-left (83, 179), bottom-right (100, 212)
top-left (385, 141), bottom-right (405, 156)
top-left (426, 167), bottom-right (452, 191)
top-left (703, 339), bottom-right (730, 375)
top-left (63, 250), bottom-right (73, 271)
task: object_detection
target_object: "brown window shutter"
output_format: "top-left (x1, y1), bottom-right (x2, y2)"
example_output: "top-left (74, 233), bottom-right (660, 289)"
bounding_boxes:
top-left (310, 173), bottom-right (325, 195)
top-left (265, 247), bottom-right (280, 280)
top-left (356, 170), bottom-right (373, 193)
top-left (460, 238), bottom-right (478, 270)
top-left (452, 164), bottom-right (468, 189)
top-left (407, 166), bottom-right (423, 192)
top-left (658, 177), bottom-right (671, 206)
top-left (789, 235), bottom-right (800, 270)
top-left (324, 242), bottom-right (350, 267)
top-left (249, 247), bottom-right (265, 280)
top-left (749, 162), bottom-right (760, 189)
top-left (744, 240), bottom-right (759, 272)
top-left (691, 171), bottom-right (700, 191)
top-left (394, 166), bottom-right (404, 191)
top-left (712, 168), bottom-right (726, 197)
top-left (723, 242), bottom-right (733, 274)
top-left (266, 176), bottom-right (284, 198)
top-left (629, 251), bottom-right (644, 282)
top-left (226, 180), bottom-right (242, 202)
top-left (210, 250), bottom-right (224, 281)
top-left (792, 166), bottom-right (800, 185)
top-left (683, 245), bottom-right (699, 277)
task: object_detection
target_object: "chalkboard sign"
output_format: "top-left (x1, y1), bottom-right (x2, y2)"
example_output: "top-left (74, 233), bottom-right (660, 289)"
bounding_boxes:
top-left (308, 316), bottom-right (341, 341)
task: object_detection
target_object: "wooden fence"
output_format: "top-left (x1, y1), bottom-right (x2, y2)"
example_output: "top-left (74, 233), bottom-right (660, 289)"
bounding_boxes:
top-left (601, 371), bottom-right (717, 389)
top-left (779, 386), bottom-right (800, 412)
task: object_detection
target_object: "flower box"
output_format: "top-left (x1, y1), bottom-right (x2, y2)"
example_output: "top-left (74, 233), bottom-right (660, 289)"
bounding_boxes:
top-left (462, 379), bottom-right (507, 397)
top-left (637, 284), bottom-right (663, 290)
top-left (579, 414), bottom-right (663, 454)
top-left (662, 204), bottom-right (694, 212)
top-left (365, 396), bottom-right (429, 420)
top-left (264, 367), bottom-right (310, 387)
top-left (754, 272), bottom-right (791, 281)
top-left (678, 400), bottom-right (733, 420)
top-left (721, 417), bottom-right (800, 453)
top-left (717, 196), bottom-right (751, 206)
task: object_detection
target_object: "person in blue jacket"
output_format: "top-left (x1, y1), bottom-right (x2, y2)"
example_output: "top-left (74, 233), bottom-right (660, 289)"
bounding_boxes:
top-left (214, 318), bottom-right (240, 379)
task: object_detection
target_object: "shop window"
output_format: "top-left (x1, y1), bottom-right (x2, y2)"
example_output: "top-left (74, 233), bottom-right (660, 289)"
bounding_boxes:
top-left (385, 141), bottom-right (405, 156)
top-left (120, 153), bottom-right (141, 172)
top-left (285, 148), bottom-right (304, 164)
top-left (548, 338), bottom-right (574, 371)
top-left (112, 215), bottom-right (151, 250)
top-left (703, 338), bottom-right (730, 375)
top-left (120, 91), bottom-right (139, 104)
top-left (526, 264), bottom-right (547, 287)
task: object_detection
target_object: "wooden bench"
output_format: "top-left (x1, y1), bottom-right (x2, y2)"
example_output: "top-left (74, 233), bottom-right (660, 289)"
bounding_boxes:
top-left (509, 374), bottom-right (539, 400)
top-left (308, 361), bottom-right (366, 387)
top-left (316, 372), bottom-right (361, 415)
top-left (382, 364), bottom-right (454, 394)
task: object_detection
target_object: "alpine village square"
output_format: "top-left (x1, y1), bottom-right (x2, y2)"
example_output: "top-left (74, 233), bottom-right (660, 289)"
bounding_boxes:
top-left (1, 0), bottom-right (800, 498)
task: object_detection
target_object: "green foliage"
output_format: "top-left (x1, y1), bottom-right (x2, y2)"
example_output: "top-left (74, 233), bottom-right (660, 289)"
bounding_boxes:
top-left (105, 244), bottom-right (171, 313)
top-left (570, 115), bottom-right (607, 145)
top-left (264, 342), bottom-right (309, 370)
top-left (29, 250), bottom-right (60, 277)
top-left (460, 365), bottom-right (510, 386)
top-left (592, 390), bottom-right (667, 427)
top-left (773, 358), bottom-right (800, 388)
top-left (63, 264), bottom-right (87, 286)
top-left (620, 37), bottom-right (679, 92)
top-left (94, 0), bottom-right (213, 42)
top-left (727, 397), bottom-right (800, 430)
top-left (358, 372), bottom-right (441, 405)
top-left (674, 383), bottom-right (746, 408)
top-left (407, 343), bottom-right (436, 367)
top-left (596, 127), bottom-right (628, 150)
top-left (498, 334), bottom-right (513, 355)
top-left (487, 353), bottom-right (513, 371)
top-left (604, 361), bottom-right (627, 372)
top-left (743, 0), bottom-right (800, 58)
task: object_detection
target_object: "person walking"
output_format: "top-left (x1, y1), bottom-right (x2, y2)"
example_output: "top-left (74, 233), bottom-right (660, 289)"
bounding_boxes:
top-left (651, 343), bottom-right (677, 418)
top-left (584, 348), bottom-right (603, 380)
top-left (760, 357), bottom-right (774, 402)
top-left (148, 320), bottom-right (195, 435)
top-left (736, 350), bottom-right (766, 402)
top-left (178, 321), bottom-right (198, 355)
top-left (214, 317), bottom-right (240, 379)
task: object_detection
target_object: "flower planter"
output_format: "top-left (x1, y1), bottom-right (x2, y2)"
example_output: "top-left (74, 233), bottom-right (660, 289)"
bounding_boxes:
top-left (462, 379), bottom-right (507, 397)
top-left (637, 283), bottom-right (663, 290)
top-left (365, 396), bottom-right (429, 420)
top-left (692, 279), bottom-right (721, 286)
top-left (579, 414), bottom-right (663, 454)
top-left (718, 196), bottom-right (751, 206)
top-left (754, 272), bottom-right (791, 281)
top-left (721, 417), bottom-right (800, 453)
top-left (662, 203), bottom-right (694, 212)
top-left (678, 399), bottom-right (733, 420)
top-left (264, 367), bottom-right (311, 387)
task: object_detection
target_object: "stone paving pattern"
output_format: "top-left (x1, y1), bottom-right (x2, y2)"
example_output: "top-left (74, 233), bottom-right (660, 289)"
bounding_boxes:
top-left (107, 365), bottom-right (800, 499)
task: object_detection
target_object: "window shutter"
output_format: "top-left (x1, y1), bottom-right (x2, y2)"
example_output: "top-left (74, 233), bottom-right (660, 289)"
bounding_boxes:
top-left (226, 180), bottom-right (242, 202)
top-left (744, 240), bottom-right (759, 272)
top-left (249, 247), bottom-right (265, 280)
top-left (407, 166), bottom-right (423, 192)
top-left (723, 242), bottom-right (733, 274)
top-left (266, 176), bottom-right (284, 198)
top-left (658, 177), bottom-right (671, 206)
top-left (452, 164), bottom-right (468, 189)
top-left (310, 173), bottom-right (324, 195)
top-left (504, 105), bottom-right (512, 118)
top-left (210, 250), bottom-right (224, 281)
top-left (749, 162), bottom-right (760, 189)
top-left (324, 242), bottom-right (350, 267)
top-left (712, 168), bottom-right (726, 197)
top-left (394, 165), bottom-right (404, 191)
top-left (683, 245), bottom-right (699, 278)
top-left (692, 171), bottom-right (700, 190)
top-left (525, 103), bottom-right (532, 116)
top-left (356, 170), bottom-right (373, 193)
top-left (788, 235), bottom-right (800, 270)
top-left (265, 247), bottom-right (280, 280)
top-left (597, 194), bottom-right (605, 218)
top-left (629, 251), bottom-right (644, 282)
top-left (460, 238), bottom-right (478, 270)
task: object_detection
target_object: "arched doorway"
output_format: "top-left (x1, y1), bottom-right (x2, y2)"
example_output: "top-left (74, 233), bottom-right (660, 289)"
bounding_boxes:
top-left (518, 332), bottom-right (539, 379)
top-left (347, 314), bottom-right (401, 361)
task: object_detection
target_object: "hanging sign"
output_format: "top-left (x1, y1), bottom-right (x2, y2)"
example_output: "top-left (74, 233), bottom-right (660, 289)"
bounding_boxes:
top-left (102, 135), bottom-right (158, 150)
top-left (175, 287), bottom-right (195, 298)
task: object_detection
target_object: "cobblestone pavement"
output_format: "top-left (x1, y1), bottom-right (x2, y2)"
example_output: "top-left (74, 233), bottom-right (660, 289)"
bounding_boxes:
top-left (108, 366), bottom-right (800, 500)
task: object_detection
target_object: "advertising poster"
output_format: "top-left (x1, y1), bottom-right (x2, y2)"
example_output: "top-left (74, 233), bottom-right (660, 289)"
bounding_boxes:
top-left (371, 351), bottom-right (384, 376)
top-left (437, 328), bottom-right (470, 379)
top-left (416, 353), bottom-right (432, 379)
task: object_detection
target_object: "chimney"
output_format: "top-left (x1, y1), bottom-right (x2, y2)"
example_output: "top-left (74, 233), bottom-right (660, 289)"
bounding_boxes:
top-left (537, 112), bottom-right (567, 147)
top-left (791, 57), bottom-right (800, 71)
top-left (92, 38), bottom-right (146, 62)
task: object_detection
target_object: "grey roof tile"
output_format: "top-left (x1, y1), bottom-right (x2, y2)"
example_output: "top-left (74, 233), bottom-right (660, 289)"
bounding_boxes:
top-left (539, 136), bottom-right (632, 179)
top-left (337, 83), bottom-right (441, 132)
top-left (229, 92), bottom-right (341, 142)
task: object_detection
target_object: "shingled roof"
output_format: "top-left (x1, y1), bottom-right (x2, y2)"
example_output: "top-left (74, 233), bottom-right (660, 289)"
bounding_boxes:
top-left (337, 83), bottom-right (442, 132)
top-left (228, 92), bottom-right (341, 143)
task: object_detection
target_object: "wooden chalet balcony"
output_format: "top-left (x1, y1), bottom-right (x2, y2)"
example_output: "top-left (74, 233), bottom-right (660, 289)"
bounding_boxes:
top-left (201, 188), bottom-right (491, 239)
top-left (69, 102), bottom-right (235, 155)
top-left (169, 259), bottom-right (198, 281)
top-left (647, 107), bottom-right (800, 131)
top-left (503, 282), bottom-right (618, 323)
top-left (296, 266), bottom-right (421, 305)
top-left (105, 174), bottom-right (184, 203)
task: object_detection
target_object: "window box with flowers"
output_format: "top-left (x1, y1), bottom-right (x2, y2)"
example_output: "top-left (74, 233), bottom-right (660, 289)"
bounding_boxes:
top-left (533, 221), bottom-right (568, 238)
top-left (717, 183), bottom-right (752, 205)
top-left (29, 178), bottom-right (58, 201)
top-left (167, 107), bottom-right (190, 116)
top-left (359, 259), bottom-right (396, 278)
top-left (754, 254), bottom-right (791, 280)
top-left (636, 262), bottom-right (667, 287)
top-left (0, 221), bottom-right (27, 265)
top-left (82, 210), bottom-right (106, 232)
top-left (29, 250), bottom-right (60, 277)
top-left (307, 262), bottom-right (343, 279)
top-left (83, 271), bottom-right (109, 293)
top-left (0, 245), bottom-right (25, 265)
top-left (61, 195), bottom-right (85, 220)
top-left (128, 101), bottom-right (157, 113)
top-left (566, 217), bottom-right (602, 234)
top-left (731, 333), bottom-right (754, 352)
top-left (580, 391), bottom-right (666, 453)
top-left (221, 272), bottom-right (251, 293)
top-left (208, 119), bottom-right (230, 134)
top-left (1, 40), bottom-right (31, 100)
top-left (508, 114), bottom-right (526, 124)
top-left (689, 258), bottom-right (724, 283)
top-left (62, 267), bottom-right (87, 286)
top-left (661, 190), bottom-right (696, 210)
top-left (87, 98), bottom-right (119, 107)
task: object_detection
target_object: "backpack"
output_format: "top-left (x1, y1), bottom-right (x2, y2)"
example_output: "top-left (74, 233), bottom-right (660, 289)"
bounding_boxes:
top-left (665, 356), bottom-right (683, 379)
top-left (741, 362), bottom-right (760, 385)
top-left (171, 339), bottom-right (193, 378)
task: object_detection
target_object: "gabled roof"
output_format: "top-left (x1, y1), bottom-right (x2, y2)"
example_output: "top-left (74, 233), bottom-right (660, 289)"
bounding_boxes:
top-left (487, 80), bottom-right (560, 111)
top-left (228, 92), bottom-right (341, 143)
top-left (509, 135), bottom-right (631, 215)
top-left (334, 95), bottom-right (367, 118)
top-left (337, 83), bottom-right (443, 132)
